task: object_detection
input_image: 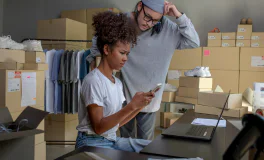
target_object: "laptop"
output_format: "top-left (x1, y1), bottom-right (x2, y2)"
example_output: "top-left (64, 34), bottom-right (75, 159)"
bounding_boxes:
top-left (162, 90), bottom-right (231, 141)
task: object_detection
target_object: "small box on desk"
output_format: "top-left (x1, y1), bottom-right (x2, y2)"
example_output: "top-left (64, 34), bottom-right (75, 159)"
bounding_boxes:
top-left (0, 107), bottom-right (48, 160)
top-left (179, 77), bottom-right (213, 89)
top-left (195, 105), bottom-right (248, 118)
top-left (198, 91), bottom-right (242, 109)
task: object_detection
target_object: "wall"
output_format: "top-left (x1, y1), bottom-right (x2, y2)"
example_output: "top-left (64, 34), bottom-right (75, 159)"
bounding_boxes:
top-left (3, 0), bottom-right (264, 46)
top-left (0, 0), bottom-right (3, 35)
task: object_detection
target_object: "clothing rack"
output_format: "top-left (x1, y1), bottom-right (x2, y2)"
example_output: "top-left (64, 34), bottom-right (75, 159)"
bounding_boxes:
top-left (21, 38), bottom-right (92, 43)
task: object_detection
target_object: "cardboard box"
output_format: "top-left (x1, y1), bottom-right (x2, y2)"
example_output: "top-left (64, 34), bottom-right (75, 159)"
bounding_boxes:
top-left (25, 51), bottom-right (46, 63)
top-left (239, 71), bottom-right (264, 93)
top-left (169, 48), bottom-right (202, 70)
top-left (198, 91), bottom-right (242, 109)
top-left (237, 25), bottom-right (252, 40)
top-left (42, 43), bottom-right (86, 51)
top-left (207, 40), bottom-right (222, 47)
top-left (45, 119), bottom-right (78, 141)
top-left (240, 48), bottom-right (264, 71)
top-left (175, 96), bottom-right (197, 105)
top-left (179, 77), bottom-right (213, 89)
top-left (46, 113), bottom-right (78, 122)
top-left (251, 40), bottom-right (264, 47)
top-left (202, 47), bottom-right (240, 70)
top-left (0, 49), bottom-right (25, 63)
top-left (236, 40), bottom-right (251, 47)
top-left (166, 117), bottom-right (180, 128)
top-left (37, 18), bottom-right (87, 46)
top-left (61, 9), bottom-right (87, 24)
top-left (162, 91), bottom-right (176, 102)
top-left (0, 70), bottom-right (45, 112)
top-left (177, 87), bottom-right (212, 98)
top-left (10, 107), bottom-right (45, 145)
top-left (210, 70), bottom-right (239, 93)
top-left (222, 40), bottom-right (236, 47)
top-left (251, 32), bottom-right (264, 40)
top-left (160, 112), bottom-right (181, 128)
top-left (0, 107), bottom-right (48, 160)
top-left (208, 33), bottom-right (221, 40)
top-left (167, 79), bottom-right (179, 88)
top-left (222, 32), bottom-right (236, 40)
top-left (167, 70), bottom-right (187, 87)
top-left (0, 62), bottom-right (24, 70)
top-left (34, 142), bottom-right (46, 160)
top-left (24, 64), bottom-right (49, 71)
top-left (195, 105), bottom-right (248, 118)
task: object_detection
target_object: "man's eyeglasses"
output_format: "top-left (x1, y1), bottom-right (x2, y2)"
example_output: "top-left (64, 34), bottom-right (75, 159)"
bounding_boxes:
top-left (141, 3), bottom-right (161, 25)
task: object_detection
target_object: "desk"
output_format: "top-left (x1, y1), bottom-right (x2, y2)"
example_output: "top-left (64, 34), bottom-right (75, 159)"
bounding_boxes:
top-left (55, 146), bottom-right (173, 160)
top-left (141, 110), bottom-right (248, 160)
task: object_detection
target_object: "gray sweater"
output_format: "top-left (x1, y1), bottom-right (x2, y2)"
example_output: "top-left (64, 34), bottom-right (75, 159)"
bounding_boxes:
top-left (86, 13), bottom-right (200, 112)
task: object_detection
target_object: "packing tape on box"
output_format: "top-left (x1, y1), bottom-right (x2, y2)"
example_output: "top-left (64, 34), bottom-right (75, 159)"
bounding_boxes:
top-left (256, 109), bottom-right (264, 116)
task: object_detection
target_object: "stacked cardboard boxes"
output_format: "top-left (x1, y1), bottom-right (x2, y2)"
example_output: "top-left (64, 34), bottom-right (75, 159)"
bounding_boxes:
top-left (37, 18), bottom-right (87, 50)
top-left (175, 77), bottom-right (212, 105)
top-left (61, 8), bottom-right (120, 48)
top-left (239, 48), bottom-right (264, 93)
top-left (0, 49), bottom-right (46, 160)
top-left (222, 32), bottom-right (236, 47)
top-left (196, 91), bottom-right (248, 118)
top-left (45, 113), bottom-right (79, 144)
top-left (251, 32), bottom-right (264, 47)
top-left (168, 48), bottom-right (202, 88)
top-left (208, 32), bottom-right (222, 47)
top-left (202, 47), bottom-right (240, 93)
top-left (236, 25), bottom-right (252, 47)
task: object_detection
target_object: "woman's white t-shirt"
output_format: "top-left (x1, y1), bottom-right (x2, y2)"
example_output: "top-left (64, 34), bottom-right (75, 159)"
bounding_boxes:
top-left (77, 68), bottom-right (126, 141)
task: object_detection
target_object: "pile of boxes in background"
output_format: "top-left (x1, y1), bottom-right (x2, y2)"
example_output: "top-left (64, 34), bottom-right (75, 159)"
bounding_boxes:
top-left (195, 90), bottom-right (248, 118)
top-left (0, 49), bottom-right (47, 160)
top-left (60, 8), bottom-right (120, 48)
top-left (37, 18), bottom-right (87, 50)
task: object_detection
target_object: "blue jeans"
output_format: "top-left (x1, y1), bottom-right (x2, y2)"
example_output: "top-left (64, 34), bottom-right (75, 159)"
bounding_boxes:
top-left (75, 132), bottom-right (151, 153)
top-left (120, 112), bottom-right (156, 140)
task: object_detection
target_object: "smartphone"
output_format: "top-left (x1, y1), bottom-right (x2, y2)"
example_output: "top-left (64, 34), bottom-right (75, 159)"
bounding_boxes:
top-left (150, 83), bottom-right (163, 93)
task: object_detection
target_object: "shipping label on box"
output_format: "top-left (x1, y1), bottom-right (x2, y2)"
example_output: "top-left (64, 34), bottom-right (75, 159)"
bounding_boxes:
top-left (236, 40), bottom-right (251, 47)
top-left (222, 40), bottom-right (236, 47)
top-left (208, 33), bottom-right (221, 40)
top-left (251, 56), bottom-right (264, 67)
top-left (222, 32), bottom-right (236, 40)
top-left (251, 40), bottom-right (264, 47)
top-left (251, 32), bottom-right (264, 40)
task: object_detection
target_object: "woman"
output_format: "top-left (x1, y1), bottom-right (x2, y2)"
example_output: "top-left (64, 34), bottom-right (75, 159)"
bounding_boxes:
top-left (76, 11), bottom-right (155, 153)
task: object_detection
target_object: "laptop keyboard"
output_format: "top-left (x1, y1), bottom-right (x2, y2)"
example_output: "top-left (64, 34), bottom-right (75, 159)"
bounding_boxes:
top-left (186, 125), bottom-right (208, 137)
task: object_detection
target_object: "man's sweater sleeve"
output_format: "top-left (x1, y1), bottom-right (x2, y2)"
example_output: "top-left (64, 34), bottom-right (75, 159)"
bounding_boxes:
top-left (86, 36), bottom-right (101, 63)
top-left (168, 14), bottom-right (200, 49)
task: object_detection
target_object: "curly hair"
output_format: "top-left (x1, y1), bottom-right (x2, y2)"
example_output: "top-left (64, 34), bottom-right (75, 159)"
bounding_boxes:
top-left (92, 11), bottom-right (138, 56)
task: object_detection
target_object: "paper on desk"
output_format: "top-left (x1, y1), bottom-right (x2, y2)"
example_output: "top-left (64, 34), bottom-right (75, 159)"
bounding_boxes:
top-left (21, 72), bottom-right (36, 107)
top-left (191, 118), bottom-right (226, 127)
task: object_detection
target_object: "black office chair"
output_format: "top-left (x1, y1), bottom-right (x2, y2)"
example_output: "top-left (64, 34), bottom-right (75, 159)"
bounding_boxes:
top-left (223, 114), bottom-right (264, 160)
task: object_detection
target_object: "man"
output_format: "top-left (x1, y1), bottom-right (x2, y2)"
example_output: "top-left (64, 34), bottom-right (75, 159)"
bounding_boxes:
top-left (86, 0), bottom-right (200, 140)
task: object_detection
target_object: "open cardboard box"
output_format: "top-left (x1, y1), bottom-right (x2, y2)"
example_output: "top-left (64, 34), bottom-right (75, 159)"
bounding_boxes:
top-left (0, 107), bottom-right (48, 160)
top-left (198, 85), bottom-right (242, 109)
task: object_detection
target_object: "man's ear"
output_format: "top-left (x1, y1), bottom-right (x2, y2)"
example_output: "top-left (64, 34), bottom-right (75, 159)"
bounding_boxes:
top-left (103, 44), bottom-right (110, 56)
